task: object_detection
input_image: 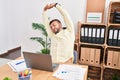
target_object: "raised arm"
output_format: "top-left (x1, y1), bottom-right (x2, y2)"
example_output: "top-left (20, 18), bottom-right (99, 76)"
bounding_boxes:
top-left (55, 3), bottom-right (74, 34)
top-left (42, 4), bottom-right (55, 38)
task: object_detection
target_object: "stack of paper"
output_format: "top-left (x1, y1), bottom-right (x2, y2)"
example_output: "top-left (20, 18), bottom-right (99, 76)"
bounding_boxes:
top-left (7, 59), bottom-right (28, 72)
top-left (53, 64), bottom-right (87, 80)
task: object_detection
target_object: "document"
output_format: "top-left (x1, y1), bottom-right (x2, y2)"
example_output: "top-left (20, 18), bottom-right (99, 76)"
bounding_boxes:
top-left (53, 64), bottom-right (87, 80)
top-left (7, 59), bottom-right (28, 72)
top-left (87, 12), bottom-right (102, 23)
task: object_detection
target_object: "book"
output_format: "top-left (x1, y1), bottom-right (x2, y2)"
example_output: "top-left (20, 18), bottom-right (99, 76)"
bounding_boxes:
top-left (7, 59), bottom-right (28, 72)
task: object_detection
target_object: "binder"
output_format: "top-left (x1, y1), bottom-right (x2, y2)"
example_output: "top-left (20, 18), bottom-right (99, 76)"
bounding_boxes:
top-left (80, 47), bottom-right (86, 63)
top-left (89, 48), bottom-right (95, 64)
top-left (112, 30), bottom-right (118, 46)
top-left (100, 28), bottom-right (105, 44)
top-left (88, 28), bottom-right (92, 43)
top-left (118, 52), bottom-right (120, 68)
top-left (117, 30), bottom-right (120, 46)
top-left (81, 27), bottom-right (84, 42)
top-left (107, 50), bottom-right (113, 67)
top-left (92, 28), bottom-right (96, 43)
top-left (112, 51), bottom-right (119, 67)
top-left (116, 29), bottom-right (120, 46)
top-left (115, 15), bottom-right (120, 19)
top-left (96, 28), bottom-right (100, 44)
top-left (108, 29), bottom-right (113, 46)
top-left (115, 19), bottom-right (120, 23)
top-left (95, 49), bottom-right (101, 65)
top-left (85, 48), bottom-right (90, 64)
top-left (84, 27), bottom-right (88, 42)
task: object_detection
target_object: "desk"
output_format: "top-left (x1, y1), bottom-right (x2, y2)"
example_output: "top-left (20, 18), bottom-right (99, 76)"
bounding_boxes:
top-left (0, 62), bottom-right (88, 80)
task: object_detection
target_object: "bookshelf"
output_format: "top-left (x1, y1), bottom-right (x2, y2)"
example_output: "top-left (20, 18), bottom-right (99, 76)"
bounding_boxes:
top-left (75, 21), bottom-right (120, 80)
top-left (107, 2), bottom-right (120, 24)
top-left (103, 2), bottom-right (120, 80)
top-left (75, 22), bottom-right (107, 80)
top-left (74, 1), bottom-right (120, 80)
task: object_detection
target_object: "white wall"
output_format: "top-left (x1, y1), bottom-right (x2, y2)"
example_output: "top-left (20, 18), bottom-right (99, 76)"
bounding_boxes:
top-left (0, 0), bottom-right (116, 54)
top-left (0, 0), bottom-right (8, 53)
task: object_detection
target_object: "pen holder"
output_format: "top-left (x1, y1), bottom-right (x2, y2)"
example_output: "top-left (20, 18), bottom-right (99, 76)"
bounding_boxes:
top-left (18, 69), bottom-right (32, 80)
top-left (18, 74), bottom-right (31, 80)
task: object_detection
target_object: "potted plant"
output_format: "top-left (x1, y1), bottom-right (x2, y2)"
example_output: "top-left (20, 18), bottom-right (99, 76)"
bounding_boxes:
top-left (3, 77), bottom-right (12, 80)
top-left (30, 23), bottom-right (50, 54)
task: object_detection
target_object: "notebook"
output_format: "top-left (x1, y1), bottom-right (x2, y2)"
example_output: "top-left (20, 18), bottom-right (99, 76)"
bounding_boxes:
top-left (23, 52), bottom-right (59, 72)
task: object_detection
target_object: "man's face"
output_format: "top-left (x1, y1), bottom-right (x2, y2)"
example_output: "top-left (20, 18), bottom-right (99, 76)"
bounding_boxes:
top-left (50, 21), bottom-right (62, 34)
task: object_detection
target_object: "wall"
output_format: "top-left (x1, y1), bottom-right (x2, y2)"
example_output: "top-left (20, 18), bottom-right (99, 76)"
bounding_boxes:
top-left (0, 0), bottom-right (8, 53)
top-left (0, 0), bottom-right (117, 54)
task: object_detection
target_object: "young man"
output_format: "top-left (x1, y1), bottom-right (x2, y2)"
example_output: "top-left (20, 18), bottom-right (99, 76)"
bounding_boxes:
top-left (43, 3), bottom-right (75, 63)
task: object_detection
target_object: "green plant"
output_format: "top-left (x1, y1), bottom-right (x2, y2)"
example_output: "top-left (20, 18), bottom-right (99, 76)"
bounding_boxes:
top-left (112, 74), bottom-right (120, 80)
top-left (3, 77), bottom-right (12, 80)
top-left (30, 23), bottom-right (50, 54)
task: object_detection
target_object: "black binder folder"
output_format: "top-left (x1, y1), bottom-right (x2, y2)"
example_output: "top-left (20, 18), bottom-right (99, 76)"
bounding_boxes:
top-left (113, 11), bottom-right (120, 23)
top-left (80, 27), bottom-right (85, 42)
top-left (84, 27), bottom-right (88, 42)
top-left (107, 26), bottom-right (120, 46)
top-left (100, 27), bottom-right (105, 44)
top-left (112, 29), bottom-right (118, 46)
top-left (107, 29), bottom-right (114, 46)
top-left (116, 29), bottom-right (120, 46)
top-left (80, 24), bottom-right (105, 44)
top-left (96, 28), bottom-right (100, 44)
top-left (92, 28), bottom-right (96, 43)
top-left (88, 28), bottom-right (92, 43)
top-left (117, 30), bottom-right (120, 46)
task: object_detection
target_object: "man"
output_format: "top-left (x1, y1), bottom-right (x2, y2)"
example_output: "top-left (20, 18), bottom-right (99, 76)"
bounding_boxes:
top-left (43, 3), bottom-right (75, 63)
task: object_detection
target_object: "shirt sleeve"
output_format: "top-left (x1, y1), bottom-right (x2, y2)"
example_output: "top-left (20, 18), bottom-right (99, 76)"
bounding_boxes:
top-left (42, 11), bottom-right (55, 38)
top-left (55, 4), bottom-right (75, 35)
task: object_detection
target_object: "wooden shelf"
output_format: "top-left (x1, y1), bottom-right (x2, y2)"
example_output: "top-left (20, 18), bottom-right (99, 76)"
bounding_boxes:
top-left (78, 60), bottom-right (102, 67)
top-left (108, 23), bottom-right (120, 26)
top-left (79, 42), bottom-right (105, 47)
top-left (81, 23), bottom-right (106, 26)
top-left (107, 46), bottom-right (120, 49)
top-left (103, 65), bottom-right (120, 70)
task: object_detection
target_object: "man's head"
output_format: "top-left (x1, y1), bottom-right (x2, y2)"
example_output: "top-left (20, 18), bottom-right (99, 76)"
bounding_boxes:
top-left (49, 19), bottom-right (62, 34)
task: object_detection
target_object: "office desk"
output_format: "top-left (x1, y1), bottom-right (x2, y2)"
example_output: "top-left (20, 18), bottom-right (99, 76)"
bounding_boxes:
top-left (0, 62), bottom-right (88, 80)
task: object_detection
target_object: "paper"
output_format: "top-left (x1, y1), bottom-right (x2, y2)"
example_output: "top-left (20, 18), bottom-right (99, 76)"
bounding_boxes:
top-left (7, 59), bottom-right (28, 72)
top-left (87, 12), bottom-right (102, 23)
top-left (53, 64), bottom-right (87, 80)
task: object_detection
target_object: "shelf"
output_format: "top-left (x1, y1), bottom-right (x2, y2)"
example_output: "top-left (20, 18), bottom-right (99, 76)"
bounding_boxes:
top-left (103, 65), bottom-right (120, 70)
top-left (79, 42), bottom-right (105, 47)
top-left (81, 23), bottom-right (106, 26)
top-left (107, 45), bottom-right (120, 49)
top-left (108, 23), bottom-right (120, 26)
top-left (78, 60), bottom-right (102, 68)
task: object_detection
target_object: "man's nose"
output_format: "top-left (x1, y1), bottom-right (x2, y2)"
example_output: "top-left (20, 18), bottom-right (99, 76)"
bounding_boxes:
top-left (52, 26), bottom-right (55, 29)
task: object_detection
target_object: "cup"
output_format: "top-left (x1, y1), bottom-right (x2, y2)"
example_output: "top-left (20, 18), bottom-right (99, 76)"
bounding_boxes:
top-left (18, 69), bottom-right (32, 80)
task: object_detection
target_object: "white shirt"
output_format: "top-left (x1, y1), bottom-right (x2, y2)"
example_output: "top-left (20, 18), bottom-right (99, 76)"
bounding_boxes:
top-left (43, 4), bottom-right (75, 62)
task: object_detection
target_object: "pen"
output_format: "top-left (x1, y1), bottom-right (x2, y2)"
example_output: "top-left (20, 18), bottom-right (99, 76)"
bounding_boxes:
top-left (16, 61), bottom-right (24, 65)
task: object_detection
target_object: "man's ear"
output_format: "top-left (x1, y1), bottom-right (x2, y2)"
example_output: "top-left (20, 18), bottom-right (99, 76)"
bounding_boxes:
top-left (59, 23), bottom-right (62, 29)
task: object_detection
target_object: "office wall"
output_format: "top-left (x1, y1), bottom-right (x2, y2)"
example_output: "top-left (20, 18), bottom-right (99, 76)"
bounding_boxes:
top-left (0, 0), bottom-right (8, 53)
top-left (0, 0), bottom-right (116, 54)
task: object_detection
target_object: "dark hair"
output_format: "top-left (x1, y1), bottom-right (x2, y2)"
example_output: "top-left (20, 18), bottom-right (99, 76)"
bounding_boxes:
top-left (49, 19), bottom-right (61, 25)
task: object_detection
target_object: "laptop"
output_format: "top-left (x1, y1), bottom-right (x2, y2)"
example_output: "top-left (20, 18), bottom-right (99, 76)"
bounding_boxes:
top-left (23, 52), bottom-right (59, 72)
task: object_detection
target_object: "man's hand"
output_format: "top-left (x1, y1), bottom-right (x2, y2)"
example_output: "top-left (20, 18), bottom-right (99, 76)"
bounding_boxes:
top-left (43, 3), bottom-right (56, 11)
